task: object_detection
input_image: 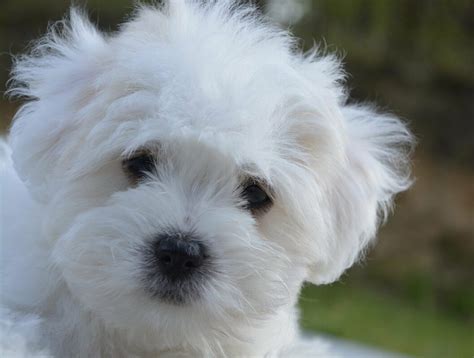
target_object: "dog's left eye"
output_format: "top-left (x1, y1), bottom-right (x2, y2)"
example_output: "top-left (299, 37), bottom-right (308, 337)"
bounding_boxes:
top-left (122, 151), bottom-right (155, 183)
top-left (242, 182), bottom-right (272, 213)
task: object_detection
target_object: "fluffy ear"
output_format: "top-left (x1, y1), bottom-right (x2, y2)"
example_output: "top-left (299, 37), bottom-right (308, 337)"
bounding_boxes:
top-left (307, 104), bottom-right (414, 284)
top-left (8, 9), bottom-right (107, 202)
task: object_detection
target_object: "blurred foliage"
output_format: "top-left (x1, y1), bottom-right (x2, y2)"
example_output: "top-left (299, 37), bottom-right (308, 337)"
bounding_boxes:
top-left (292, 0), bottom-right (474, 166)
top-left (0, 0), bottom-right (473, 356)
top-left (300, 283), bottom-right (474, 357)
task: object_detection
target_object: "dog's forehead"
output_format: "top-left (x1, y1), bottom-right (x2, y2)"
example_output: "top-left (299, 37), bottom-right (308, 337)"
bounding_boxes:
top-left (115, 54), bottom-right (296, 166)
top-left (75, 3), bottom-right (343, 181)
top-left (114, 89), bottom-right (292, 178)
top-left (99, 7), bottom-right (312, 175)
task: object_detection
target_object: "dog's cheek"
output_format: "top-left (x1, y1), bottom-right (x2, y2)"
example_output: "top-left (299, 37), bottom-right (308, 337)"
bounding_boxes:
top-left (193, 207), bottom-right (295, 314)
top-left (41, 168), bottom-right (128, 244)
top-left (51, 207), bottom-right (147, 322)
top-left (257, 204), bottom-right (309, 289)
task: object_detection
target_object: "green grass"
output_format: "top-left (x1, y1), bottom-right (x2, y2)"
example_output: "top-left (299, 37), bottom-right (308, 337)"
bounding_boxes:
top-left (299, 283), bottom-right (474, 357)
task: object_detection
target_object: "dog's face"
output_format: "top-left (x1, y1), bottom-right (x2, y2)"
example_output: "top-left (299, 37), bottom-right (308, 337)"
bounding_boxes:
top-left (8, 2), bottom-right (412, 350)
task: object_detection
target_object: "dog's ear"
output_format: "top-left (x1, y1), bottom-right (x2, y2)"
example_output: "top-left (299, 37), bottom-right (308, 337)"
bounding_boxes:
top-left (8, 9), bottom-right (107, 201)
top-left (306, 104), bottom-right (413, 284)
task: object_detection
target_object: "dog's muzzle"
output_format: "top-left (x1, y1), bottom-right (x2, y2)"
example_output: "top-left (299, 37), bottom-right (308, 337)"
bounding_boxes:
top-left (140, 233), bottom-right (210, 304)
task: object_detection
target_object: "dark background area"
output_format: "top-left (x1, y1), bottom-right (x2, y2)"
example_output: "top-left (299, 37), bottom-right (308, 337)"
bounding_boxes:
top-left (1, 1), bottom-right (473, 356)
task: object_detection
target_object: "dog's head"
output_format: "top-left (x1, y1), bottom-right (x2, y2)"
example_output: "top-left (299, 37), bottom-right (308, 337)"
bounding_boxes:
top-left (8, 1), bottom-right (412, 351)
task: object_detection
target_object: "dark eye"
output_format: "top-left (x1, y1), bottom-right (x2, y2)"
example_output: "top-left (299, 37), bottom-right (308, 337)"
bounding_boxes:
top-left (242, 182), bottom-right (272, 213)
top-left (122, 151), bottom-right (155, 183)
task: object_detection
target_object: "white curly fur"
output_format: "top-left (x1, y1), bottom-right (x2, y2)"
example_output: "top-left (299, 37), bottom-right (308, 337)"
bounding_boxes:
top-left (1, 1), bottom-right (412, 356)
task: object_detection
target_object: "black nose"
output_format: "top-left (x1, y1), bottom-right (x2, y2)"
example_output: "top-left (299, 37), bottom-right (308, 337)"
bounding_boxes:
top-left (154, 235), bottom-right (205, 280)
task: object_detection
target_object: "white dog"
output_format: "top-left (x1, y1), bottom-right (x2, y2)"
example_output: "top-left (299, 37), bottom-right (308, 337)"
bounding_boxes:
top-left (0, 1), bottom-right (413, 356)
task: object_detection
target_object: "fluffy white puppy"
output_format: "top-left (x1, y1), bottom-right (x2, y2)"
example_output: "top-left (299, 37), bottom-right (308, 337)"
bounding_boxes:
top-left (0, 1), bottom-right (413, 356)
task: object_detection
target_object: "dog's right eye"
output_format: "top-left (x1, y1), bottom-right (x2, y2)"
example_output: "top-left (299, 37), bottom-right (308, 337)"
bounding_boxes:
top-left (122, 151), bottom-right (155, 183)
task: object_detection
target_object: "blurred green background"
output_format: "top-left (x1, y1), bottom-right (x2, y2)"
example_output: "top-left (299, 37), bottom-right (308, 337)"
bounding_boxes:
top-left (1, 0), bottom-right (473, 356)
